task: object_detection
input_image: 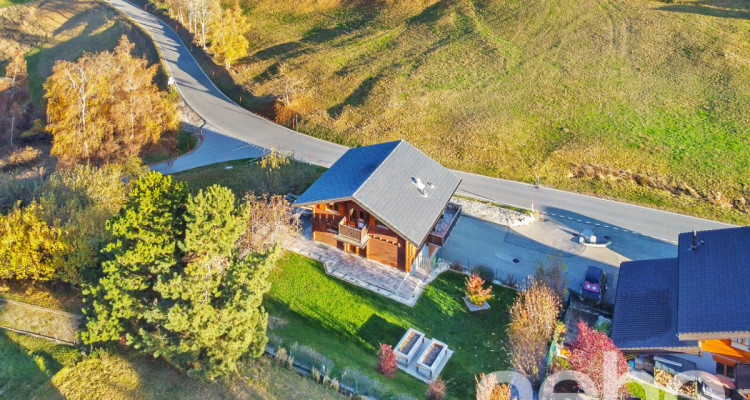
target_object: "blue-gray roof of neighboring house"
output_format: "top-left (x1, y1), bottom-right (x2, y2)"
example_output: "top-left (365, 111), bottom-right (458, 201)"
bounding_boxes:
top-left (611, 258), bottom-right (699, 352)
top-left (737, 364), bottom-right (750, 394)
top-left (293, 140), bottom-right (462, 247)
top-left (677, 226), bottom-right (750, 339)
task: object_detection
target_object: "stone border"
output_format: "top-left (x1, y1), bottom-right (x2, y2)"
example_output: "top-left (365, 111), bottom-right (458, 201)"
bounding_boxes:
top-left (462, 296), bottom-right (491, 312)
top-left (451, 196), bottom-right (535, 227)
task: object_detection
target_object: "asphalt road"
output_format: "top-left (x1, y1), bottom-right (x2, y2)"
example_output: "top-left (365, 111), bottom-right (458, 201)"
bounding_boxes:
top-left (108, 0), bottom-right (734, 244)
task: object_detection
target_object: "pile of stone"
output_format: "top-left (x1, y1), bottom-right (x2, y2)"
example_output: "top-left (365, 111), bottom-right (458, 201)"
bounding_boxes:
top-left (451, 196), bottom-right (535, 227)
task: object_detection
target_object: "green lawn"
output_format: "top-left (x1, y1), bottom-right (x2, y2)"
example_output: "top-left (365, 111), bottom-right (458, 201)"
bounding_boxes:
top-left (173, 157), bottom-right (324, 197)
top-left (265, 252), bottom-right (516, 399)
top-left (0, 331), bottom-right (81, 400)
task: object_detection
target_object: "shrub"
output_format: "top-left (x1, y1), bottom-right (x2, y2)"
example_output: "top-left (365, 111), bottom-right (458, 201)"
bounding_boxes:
top-left (427, 378), bottom-right (447, 400)
top-left (594, 318), bottom-right (612, 336)
top-left (290, 342), bottom-right (334, 372)
top-left (0, 146), bottom-right (41, 172)
top-left (0, 201), bottom-right (67, 281)
top-left (341, 367), bottom-right (385, 398)
top-left (329, 377), bottom-right (339, 391)
top-left (286, 355), bottom-right (295, 370)
top-left (472, 265), bottom-right (495, 283)
top-left (311, 366), bottom-right (321, 383)
top-left (274, 348), bottom-right (288, 366)
top-left (500, 273), bottom-right (520, 289)
top-left (533, 254), bottom-right (568, 299)
top-left (377, 343), bottom-right (397, 377)
top-left (465, 273), bottom-right (494, 306)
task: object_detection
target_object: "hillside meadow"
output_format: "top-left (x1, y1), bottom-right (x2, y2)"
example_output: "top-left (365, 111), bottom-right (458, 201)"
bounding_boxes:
top-left (223, 0), bottom-right (750, 223)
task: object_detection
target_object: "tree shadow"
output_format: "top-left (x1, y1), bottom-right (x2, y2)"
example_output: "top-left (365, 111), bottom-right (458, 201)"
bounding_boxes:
top-left (407, 0), bottom-right (452, 25)
top-left (656, 0), bottom-right (749, 20)
top-left (355, 314), bottom-right (405, 349)
top-left (327, 74), bottom-right (380, 118)
top-left (0, 330), bottom-right (65, 399)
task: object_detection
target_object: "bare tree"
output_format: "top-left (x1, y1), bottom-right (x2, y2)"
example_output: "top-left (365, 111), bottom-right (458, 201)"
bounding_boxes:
top-left (4, 51), bottom-right (29, 147)
top-left (238, 193), bottom-right (300, 255)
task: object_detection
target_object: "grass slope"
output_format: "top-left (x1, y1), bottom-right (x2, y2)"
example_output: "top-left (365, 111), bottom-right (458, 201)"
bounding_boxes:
top-left (266, 252), bottom-right (517, 399)
top-left (173, 157), bottom-right (325, 197)
top-left (233, 0), bottom-right (750, 223)
top-left (1, 331), bottom-right (343, 400)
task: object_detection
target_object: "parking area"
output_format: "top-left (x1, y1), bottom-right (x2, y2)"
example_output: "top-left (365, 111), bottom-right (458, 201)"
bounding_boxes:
top-left (439, 213), bottom-right (677, 305)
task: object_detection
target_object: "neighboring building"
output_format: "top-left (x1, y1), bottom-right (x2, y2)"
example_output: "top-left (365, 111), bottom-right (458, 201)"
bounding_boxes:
top-left (611, 226), bottom-right (750, 396)
top-left (293, 140), bottom-right (461, 272)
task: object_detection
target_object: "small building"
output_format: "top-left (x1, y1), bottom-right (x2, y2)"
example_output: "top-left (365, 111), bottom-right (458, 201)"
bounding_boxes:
top-left (293, 140), bottom-right (461, 272)
top-left (611, 226), bottom-right (750, 395)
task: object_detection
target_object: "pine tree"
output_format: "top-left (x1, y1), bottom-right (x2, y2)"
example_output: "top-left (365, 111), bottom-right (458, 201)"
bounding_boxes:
top-left (80, 171), bottom-right (187, 344)
top-left (81, 178), bottom-right (276, 379)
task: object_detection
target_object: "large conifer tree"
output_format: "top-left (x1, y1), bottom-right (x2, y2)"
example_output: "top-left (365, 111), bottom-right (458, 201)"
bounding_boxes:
top-left (81, 173), bottom-right (275, 379)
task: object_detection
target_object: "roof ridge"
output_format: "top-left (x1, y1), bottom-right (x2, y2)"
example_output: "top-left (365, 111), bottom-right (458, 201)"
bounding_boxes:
top-left (351, 139), bottom-right (404, 199)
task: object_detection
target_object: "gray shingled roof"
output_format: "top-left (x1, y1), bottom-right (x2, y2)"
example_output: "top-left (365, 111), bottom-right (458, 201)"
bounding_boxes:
top-left (677, 227), bottom-right (750, 339)
top-left (294, 140), bottom-right (461, 247)
top-left (611, 258), bottom-right (699, 352)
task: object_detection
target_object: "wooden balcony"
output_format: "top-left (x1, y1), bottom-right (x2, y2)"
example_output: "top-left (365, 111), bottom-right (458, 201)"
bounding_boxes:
top-left (335, 219), bottom-right (370, 248)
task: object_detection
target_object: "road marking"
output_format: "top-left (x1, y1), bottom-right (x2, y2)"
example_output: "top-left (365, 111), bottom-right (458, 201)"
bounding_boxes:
top-left (585, 221), bottom-right (592, 224)
top-left (595, 223), bottom-right (600, 226)
top-left (613, 227), bottom-right (619, 230)
top-left (576, 219), bottom-right (582, 222)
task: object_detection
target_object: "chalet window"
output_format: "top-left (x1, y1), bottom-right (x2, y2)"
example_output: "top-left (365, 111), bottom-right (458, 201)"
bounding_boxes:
top-left (325, 221), bottom-right (338, 233)
top-left (327, 203), bottom-right (338, 214)
top-left (716, 362), bottom-right (735, 379)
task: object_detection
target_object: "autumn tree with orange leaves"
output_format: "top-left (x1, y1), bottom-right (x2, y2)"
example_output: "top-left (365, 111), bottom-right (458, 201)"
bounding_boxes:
top-left (507, 280), bottom-right (561, 387)
top-left (44, 36), bottom-right (178, 167)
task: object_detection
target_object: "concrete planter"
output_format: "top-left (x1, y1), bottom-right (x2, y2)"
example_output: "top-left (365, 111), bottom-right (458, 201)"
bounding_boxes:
top-left (416, 339), bottom-right (449, 380)
top-left (463, 296), bottom-right (491, 312)
top-left (394, 328), bottom-right (425, 367)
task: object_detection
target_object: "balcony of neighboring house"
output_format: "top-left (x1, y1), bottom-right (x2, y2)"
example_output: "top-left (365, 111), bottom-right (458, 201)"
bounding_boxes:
top-left (335, 217), bottom-right (370, 248)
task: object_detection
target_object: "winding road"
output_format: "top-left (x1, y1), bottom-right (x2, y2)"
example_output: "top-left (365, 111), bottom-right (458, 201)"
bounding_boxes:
top-left (108, 0), bottom-right (733, 244)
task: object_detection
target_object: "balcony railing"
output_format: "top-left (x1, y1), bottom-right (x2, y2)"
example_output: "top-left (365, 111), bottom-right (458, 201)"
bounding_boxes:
top-left (336, 219), bottom-right (369, 247)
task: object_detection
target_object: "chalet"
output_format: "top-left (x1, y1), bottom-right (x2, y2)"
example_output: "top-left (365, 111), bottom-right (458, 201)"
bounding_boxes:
top-left (611, 226), bottom-right (750, 396)
top-left (293, 140), bottom-right (461, 272)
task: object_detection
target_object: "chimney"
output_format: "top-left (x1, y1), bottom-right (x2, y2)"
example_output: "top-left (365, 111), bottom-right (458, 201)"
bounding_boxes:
top-left (691, 231), bottom-right (697, 250)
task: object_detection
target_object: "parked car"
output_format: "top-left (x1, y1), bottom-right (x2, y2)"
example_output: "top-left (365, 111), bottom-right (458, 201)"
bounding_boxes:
top-left (580, 266), bottom-right (607, 306)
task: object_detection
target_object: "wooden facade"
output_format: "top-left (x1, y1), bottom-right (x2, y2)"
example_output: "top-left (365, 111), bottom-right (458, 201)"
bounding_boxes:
top-left (312, 201), bottom-right (419, 272)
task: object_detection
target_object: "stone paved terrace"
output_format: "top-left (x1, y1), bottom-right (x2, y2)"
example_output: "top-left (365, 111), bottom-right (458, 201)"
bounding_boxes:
top-left (283, 234), bottom-right (449, 307)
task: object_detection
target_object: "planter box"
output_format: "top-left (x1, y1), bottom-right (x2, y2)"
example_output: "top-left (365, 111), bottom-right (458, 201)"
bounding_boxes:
top-left (394, 328), bottom-right (425, 367)
top-left (416, 339), bottom-right (449, 380)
